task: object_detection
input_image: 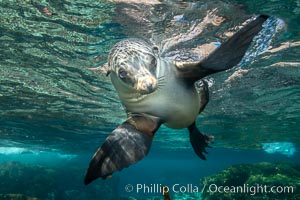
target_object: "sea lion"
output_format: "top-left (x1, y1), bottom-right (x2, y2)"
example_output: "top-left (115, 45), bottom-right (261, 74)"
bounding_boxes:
top-left (84, 15), bottom-right (269, 185)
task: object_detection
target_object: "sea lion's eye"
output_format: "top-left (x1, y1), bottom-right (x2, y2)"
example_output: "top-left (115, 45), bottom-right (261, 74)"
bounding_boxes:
top-left (118, 68), bottom-right (127, 79)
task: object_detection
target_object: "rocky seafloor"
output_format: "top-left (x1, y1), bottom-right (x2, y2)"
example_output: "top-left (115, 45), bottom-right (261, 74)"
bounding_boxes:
top-left (0, 161), bottom-right (299, 199)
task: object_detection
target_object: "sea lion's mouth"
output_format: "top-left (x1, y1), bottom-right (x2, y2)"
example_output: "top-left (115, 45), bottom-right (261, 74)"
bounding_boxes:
top-left (135, 76), bottom-right (158, 94)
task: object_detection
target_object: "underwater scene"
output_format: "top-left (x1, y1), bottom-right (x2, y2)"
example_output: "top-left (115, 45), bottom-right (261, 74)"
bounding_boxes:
top-left (0, 0), bottom-right (299, 199)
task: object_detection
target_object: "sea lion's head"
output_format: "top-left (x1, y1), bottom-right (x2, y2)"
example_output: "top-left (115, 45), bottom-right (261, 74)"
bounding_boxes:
top-left (108, 39), bottom-right (159, 95)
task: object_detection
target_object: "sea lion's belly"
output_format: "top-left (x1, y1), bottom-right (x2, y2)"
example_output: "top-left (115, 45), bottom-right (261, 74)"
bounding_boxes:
top-left (153, 82), bottom-right (200, 129)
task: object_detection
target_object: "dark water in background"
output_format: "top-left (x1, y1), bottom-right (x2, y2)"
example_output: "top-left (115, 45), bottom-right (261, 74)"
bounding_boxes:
top-left (0, 0), bottom-right (299, 199)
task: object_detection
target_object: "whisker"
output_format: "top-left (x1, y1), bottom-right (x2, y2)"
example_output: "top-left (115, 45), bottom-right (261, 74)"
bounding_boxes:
top-left (158, 76), bottom-right (166, 81)
top-left (158, 76), bottom-right (165, 83)
top-left (157, 76), bottom-right (166, 91)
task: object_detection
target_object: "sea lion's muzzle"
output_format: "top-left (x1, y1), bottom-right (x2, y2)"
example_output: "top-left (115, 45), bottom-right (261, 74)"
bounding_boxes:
top-left (136, 76), bottom-right (158, 94)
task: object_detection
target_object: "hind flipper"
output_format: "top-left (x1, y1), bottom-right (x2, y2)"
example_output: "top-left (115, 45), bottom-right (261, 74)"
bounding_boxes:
top-left (197, 80), bottom-right (209, 113)
top-left (175, 15), bottom-right (269, 81)
top-left (84, 115), bottom-right (161, 185)
top-left (188, 122), bottom-right (214, 160)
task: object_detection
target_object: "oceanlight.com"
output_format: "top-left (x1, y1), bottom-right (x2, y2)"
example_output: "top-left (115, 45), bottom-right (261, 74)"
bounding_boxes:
top-left (124, 183), bottom-right (295, 196)
top-left (205, 183), bottom-right (294, 196)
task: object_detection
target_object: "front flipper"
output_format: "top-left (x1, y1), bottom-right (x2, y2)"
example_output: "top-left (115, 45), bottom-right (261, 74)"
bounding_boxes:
top-left (188, 122), bottom-right (214, 160)
top-left (175, 15), bottom-right (269, 81)
top-left (84, 115), bottom-right (161, 185)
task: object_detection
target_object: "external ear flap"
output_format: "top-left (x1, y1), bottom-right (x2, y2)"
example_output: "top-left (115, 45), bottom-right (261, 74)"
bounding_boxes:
top-left (88, 62), bottom-right (111, 76)
top-left (152, 46), bottom-right (159, 56)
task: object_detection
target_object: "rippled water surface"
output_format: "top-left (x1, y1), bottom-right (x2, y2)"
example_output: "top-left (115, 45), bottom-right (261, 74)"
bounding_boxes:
top-left (0, 0), bottom-right (299, 199)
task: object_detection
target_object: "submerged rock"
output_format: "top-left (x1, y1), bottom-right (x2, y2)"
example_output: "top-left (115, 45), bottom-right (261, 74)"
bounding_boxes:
top-left (201, 162), bottom-right (300, 200)
top-left (0, 161), bottom-right (56, 199)
top-left (0, 161), bottom-right (120, 200)
top-left (0, 194), bottom-right (38, 200)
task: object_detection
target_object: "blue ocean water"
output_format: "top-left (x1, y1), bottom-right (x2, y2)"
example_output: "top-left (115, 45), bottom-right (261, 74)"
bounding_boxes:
top-left (0, 0), bottom-right (299, 199)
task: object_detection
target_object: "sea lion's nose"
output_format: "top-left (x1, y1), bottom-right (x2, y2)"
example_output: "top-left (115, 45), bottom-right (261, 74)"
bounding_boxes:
top-left (137, 76), bottom-right (158, 94)
top-left (144, 79), bottom-right (154, 90)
